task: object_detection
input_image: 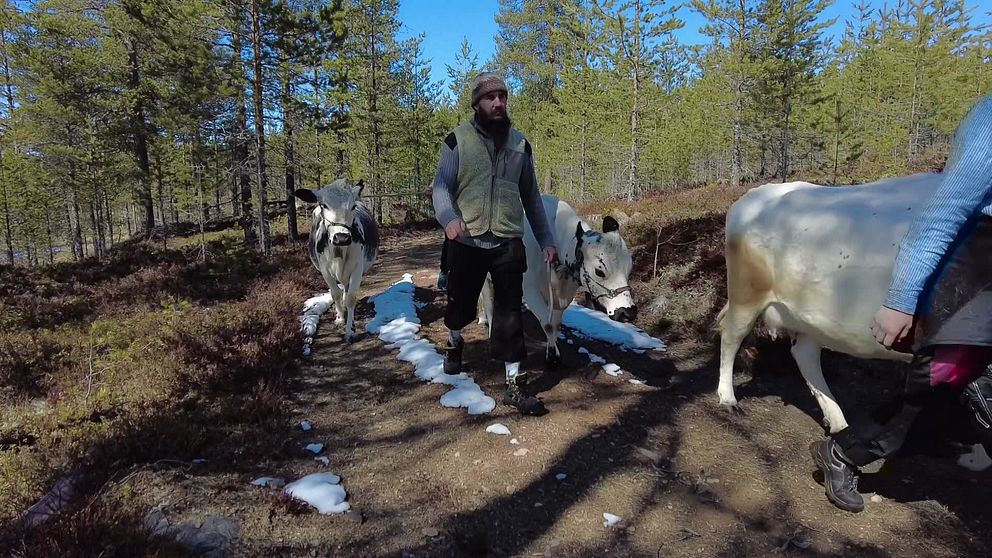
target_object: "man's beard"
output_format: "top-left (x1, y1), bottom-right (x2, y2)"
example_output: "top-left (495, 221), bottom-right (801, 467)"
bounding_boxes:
top-left (477, 108), bottom-right (510, 135)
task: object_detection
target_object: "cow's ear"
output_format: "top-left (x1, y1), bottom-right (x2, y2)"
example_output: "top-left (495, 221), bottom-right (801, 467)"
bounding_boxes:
top-left (295, 189), bottom-right (317, 204)
top-left (603, 215), bottom-right (620, 233)
top-left (354, 179), bottom-right (365, 198)
top-left (575, 222), bottom-right (585, 241)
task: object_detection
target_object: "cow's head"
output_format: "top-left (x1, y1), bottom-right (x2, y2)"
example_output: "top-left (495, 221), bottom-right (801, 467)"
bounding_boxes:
top-left (575, 216), bottom-right (637, 323)
top-left (295, 179), bottom-right (365, 247)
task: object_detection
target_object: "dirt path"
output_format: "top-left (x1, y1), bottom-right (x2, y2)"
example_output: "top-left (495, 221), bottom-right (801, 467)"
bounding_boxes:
top-left (131, 231), bottom-right (992, 557)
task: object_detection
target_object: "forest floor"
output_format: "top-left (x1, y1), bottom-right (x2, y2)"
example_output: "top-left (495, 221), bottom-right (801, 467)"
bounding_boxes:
top-left (3, 190), bottom-right (992, 557)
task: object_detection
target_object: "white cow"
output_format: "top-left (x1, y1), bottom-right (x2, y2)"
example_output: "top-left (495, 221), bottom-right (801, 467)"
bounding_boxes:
top-left (480, 194), bottom-right (637, 367)
top-left (295, 179), bottom-right (379, 342)
top-left (717, 172), bottom-right (945, 433)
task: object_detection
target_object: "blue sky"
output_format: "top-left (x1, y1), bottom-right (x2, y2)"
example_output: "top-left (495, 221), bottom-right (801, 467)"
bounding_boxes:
top-left (397, 0), bottom-right (992, 88)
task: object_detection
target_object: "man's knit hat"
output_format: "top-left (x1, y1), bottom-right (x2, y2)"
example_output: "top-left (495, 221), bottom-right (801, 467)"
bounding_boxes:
top-left (470, 72), bottom-right (508, 107)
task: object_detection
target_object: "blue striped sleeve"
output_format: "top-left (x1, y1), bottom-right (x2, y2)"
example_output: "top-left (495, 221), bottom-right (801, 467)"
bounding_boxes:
top-left (885, 95), bottom-right (992, 313)
top-left (432, 140), bottom-right (460, 228)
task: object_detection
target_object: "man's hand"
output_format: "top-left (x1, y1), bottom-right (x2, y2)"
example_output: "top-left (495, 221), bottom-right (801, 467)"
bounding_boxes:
top-left (543, 246), bottom-right (558, 264)
top-left (871, 306), bottom-right (915, 349)
top-left (445, 219), bottom-right (466, 241)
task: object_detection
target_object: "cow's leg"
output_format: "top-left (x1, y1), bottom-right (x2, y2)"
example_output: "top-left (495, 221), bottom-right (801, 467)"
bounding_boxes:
top-left (717, 302), bottom-right (763, 407)
top-left (522, 275), bottom-right (558, 368)
top-left (478, 274), bottom-right (494, 335)
top-left (791, 333), bottom-right (848, 433)
top-left (327, 278), bottom-right (345, 328)
top-left (342, 266), bottom-right (364, 342)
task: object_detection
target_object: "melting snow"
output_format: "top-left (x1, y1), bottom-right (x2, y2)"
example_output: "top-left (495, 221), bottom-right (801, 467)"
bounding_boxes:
top-left (602, 513), bottom-right (621, 527)
top-left (555, 473), bottom-right (567, 481)
top-left (602, 363), bottom-right (622, 377)
top-left (315, 456), bottom-right (330, 466)
top-left (486, 424), bottom-right (511, 436)
top-left (250, 477), bottom-right (284, 489)
top-left (510, 438), bottom-right (520, 445)
top-left (367, 274), bottom-right (495, 415)
top-left (284, 473), bottom-right (349, 514)
top-left (299, 293), bottom-right (335, 356)
top-left (578, 347), bottom-right (606, 365)
top-left (958, 443), bottom-right (992, 472)
top-left (299, 421), bottom-right (312, 431)
top-left (305, 443), bottom-right (324, 455)
top-left (563, 303), bottom-right (665, 352)
top-left (628, 378), bottom-right (647, 385)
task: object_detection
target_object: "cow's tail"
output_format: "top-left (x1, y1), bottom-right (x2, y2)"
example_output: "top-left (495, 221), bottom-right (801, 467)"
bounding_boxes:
top-left (715, 302), bottom-right (729, 333)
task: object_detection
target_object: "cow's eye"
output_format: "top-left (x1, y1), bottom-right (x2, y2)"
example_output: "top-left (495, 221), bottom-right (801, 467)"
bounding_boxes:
top-left (596, 268), bottom-right (606, 278)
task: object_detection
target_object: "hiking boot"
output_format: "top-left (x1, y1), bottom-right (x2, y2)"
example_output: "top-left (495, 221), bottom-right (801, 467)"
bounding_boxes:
top-left (962, 370), bottom-right (992, 432)
top-left (504, 377), bottom-right (547, 416)
top-left (443, 337), bottom-right (463, 375)
top-left (436, 271), bottom-right (448, 292)
top-left (810, 439), bottom-right (864, 513)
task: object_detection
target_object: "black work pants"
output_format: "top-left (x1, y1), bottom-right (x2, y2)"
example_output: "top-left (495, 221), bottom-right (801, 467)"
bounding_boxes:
top-left (444, 238), bottom-right (527, 363)
top-left (834, 217), bottom-right (992, 466)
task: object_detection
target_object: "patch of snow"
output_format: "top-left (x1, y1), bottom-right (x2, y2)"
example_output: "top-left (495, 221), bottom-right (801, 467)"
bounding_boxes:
top-left (315, 456), bottom-right (330, 466)
top-left (555, 473), bottom-right (567, 481)
top-left (602, 513), bottom-right (621, 527)
top-left (284, 473), bottom-right (350, 514)
top-left (534, 502), bottom-right (544, 508)
top-left (250, 477), bottom-right (285, 489)
top-left (305, 443), bottom-right (324, 455)
top-left (367, 274), bottom-right (495, 415)
top-left (563, 303), bottom-right (665, 352)
top-left (486, 424), bottom-right (511, 436)
top-left (299, 421), bottom-right (312, 431)
top-left (958, 443), bottom-right (992, 472)
top-left (602, 363), bottom-right (622, 377)
top-left (628, 378), bottom-right (647, 385)
top-left (578, 347), bottom-right (606, 365)
top-left (299, 293), bottom-right (335, 355)
top-left (510, 438), bottom-right (520, 445)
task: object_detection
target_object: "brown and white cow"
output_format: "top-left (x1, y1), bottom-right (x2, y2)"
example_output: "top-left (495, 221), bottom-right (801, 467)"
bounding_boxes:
top-left (717, 173), bottom-right (944, 433)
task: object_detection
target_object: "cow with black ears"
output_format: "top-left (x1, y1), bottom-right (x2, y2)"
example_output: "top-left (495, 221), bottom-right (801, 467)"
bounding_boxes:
top-left (295, 178), bottom-right (379, 342)
top-left (481, 194), bottom-right (636, 368)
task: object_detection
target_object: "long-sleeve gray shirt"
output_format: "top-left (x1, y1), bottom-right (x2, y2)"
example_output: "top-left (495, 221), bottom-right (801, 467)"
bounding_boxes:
top-left (432, 123), bottom-right (556, 251)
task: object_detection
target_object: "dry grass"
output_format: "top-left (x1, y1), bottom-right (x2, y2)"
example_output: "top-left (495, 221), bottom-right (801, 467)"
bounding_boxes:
top-left (0, 231), bottom-right (316, 555)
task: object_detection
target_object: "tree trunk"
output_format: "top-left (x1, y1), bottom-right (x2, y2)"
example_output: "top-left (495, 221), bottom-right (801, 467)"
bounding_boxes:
top-left (627, 0), bottom-right (641, 201)
top-left (0, 147), bottom-right (13, 264)
top-left (778, 97), bottom-right (791, 181)
top-left (250, 0), bottom-right (271, 254)
top-left (231, 11), bottom-right (256, 246)
top-left (366, 7), bottom-right (382, 219)
top-left (283, 70), bottom-right (298, 241)
top-left (44, 208), bottom-right (54, 265)
top-left (67, 165), bottom-right (84, 261)
top-left (127, 38), bottom-right (155, 235)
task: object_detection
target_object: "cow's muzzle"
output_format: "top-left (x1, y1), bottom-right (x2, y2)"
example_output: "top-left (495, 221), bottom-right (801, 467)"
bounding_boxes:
top-left (332, 232), bottom-right (352, 246)
top-left (612, 305), bottom-right (638, 323)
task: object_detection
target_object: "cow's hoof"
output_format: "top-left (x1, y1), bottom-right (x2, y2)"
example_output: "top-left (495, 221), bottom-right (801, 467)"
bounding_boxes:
top-left (724, 404), bottom-right (746, 417)
top-left (544, 349), bottom-right (561, 370)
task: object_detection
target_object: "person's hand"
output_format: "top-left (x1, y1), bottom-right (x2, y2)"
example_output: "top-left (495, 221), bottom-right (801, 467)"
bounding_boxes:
top-left (871, 306), bottom-right (915, 349)
top-left (543, 246), bottom-right (558, 264)
top-left (445, 219), bottom-right (465, 241)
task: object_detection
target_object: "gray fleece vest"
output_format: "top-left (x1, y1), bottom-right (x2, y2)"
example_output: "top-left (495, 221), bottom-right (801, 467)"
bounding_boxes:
top-left (453, 121), bottom-right (528, 239)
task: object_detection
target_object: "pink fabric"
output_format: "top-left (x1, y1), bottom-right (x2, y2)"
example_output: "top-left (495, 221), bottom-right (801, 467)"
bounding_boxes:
top-left (930, 345), bottom-right (992, 387)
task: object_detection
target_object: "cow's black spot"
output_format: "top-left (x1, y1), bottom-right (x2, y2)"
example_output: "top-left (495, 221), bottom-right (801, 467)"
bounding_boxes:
top-left (315, 230), bottom-right (329, 254)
